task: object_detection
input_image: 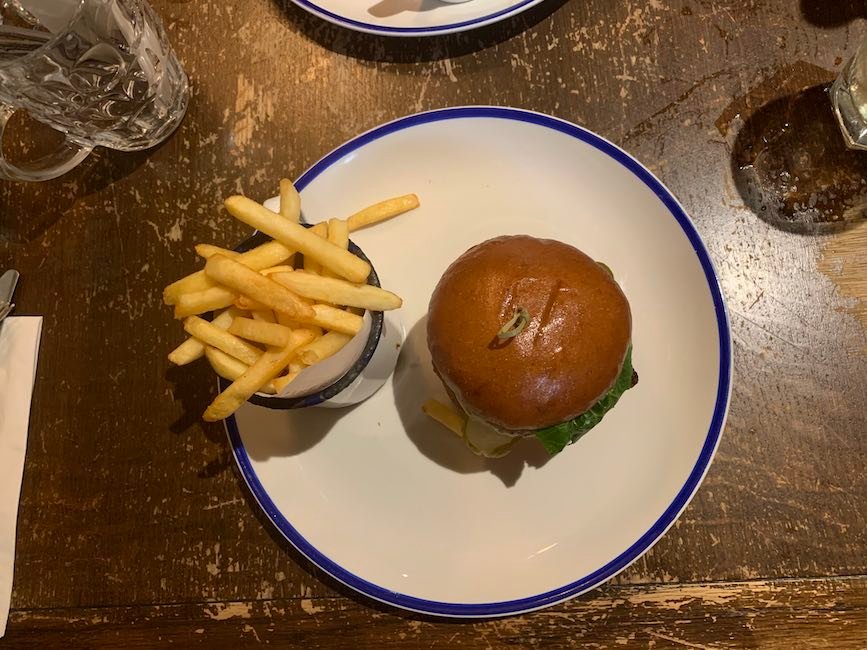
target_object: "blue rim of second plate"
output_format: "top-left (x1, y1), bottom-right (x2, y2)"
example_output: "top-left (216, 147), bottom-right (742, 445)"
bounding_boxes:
top-left (225, 106), bottom-right (733, 618)
top-left (290, 0), bottom-right (543, 36)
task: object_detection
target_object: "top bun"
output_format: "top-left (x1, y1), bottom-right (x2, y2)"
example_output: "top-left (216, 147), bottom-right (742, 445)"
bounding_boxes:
top-left (427, 235), bottom-right (632, 432)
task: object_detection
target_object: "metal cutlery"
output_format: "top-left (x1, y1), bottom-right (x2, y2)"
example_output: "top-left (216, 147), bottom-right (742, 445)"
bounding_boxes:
top-left (0, 269), bottom-right (19, 324)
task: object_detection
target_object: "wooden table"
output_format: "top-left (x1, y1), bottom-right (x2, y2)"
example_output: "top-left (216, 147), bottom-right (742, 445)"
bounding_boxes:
top-left (1, 0), bottom-right (865, 647)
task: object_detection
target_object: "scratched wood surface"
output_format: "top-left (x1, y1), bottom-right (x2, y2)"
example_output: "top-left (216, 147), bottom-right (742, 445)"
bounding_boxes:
top-left (0, 0), bottom-right (865, 647)
top-left (5, 577), bottom-right (867, 648)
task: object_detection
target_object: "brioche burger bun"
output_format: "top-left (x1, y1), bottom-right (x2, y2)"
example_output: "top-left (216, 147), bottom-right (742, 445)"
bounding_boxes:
top-left (427, 235), bottom-right (637, 457)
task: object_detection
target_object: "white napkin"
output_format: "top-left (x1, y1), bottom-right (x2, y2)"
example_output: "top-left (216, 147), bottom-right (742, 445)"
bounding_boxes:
top-left (0, 317), bottom-right (42, 637)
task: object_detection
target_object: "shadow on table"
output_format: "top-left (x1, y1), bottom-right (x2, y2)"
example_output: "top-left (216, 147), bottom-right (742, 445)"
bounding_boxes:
top-left (164, 362), bottom-right (240, 479)
top-left (272, 0), bottom-right (568, 64)
top-left (0, 114), bottom-right (159, 244)
top-left (393, 315), bottom-right (553, 487)
top-left (800, 0), bottom-right (865, 27)
top-left (165, 362), bottom-right (359, 481)
top-left (720, 62), bottom-right (867, 234)
top-left (166, 363), bottom-right (220, 438)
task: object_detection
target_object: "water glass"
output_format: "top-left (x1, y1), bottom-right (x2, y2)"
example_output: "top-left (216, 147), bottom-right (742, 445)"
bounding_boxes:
top-left (831, 37), bottom-right (867, 151)
top-left (0, 0), bottom-right (189, 181)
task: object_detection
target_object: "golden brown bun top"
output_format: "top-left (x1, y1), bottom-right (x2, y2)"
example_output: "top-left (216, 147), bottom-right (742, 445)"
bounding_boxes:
top-left (427, 235), bottom-right (632, 431)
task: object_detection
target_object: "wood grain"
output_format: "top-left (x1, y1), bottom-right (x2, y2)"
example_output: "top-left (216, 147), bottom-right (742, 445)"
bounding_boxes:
top-left (4, 577), bottom-right (866, 648)
top-left (0, 0), bottom-right (865, 645)
top-left (819, 221), bottom-right (867, 353)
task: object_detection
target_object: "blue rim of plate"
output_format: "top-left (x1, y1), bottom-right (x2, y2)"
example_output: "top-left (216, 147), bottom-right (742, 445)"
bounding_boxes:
top-left (290, 0), bottom-right (544, 36)
top-left (225, 106), bottom-right (733, 618)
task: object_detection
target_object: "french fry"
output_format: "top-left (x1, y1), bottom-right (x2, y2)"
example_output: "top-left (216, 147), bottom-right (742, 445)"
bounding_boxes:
top-left (251, 310), bottom-right (277, 323)
top-left (272, 371), bottom-right (300, 393)
top-left (205, 346), bottom-right (276, 394)
top-left (164, 240), bottom-right (295, 305)
top-left (260, 265), bottom-right (295, 276)
top-left (287, 327), bottom-right (321, 341)
top-left (167, 185), bottom-right (412, 423)
top-left (203, 329), bottom-right (317, 421)
top-left (279, 179), bottom-right (301, 222)
top-left (327, 218), bottom-right (349, 249)
top-left (422, 399), bottom-right (466, 437)
top-left (195, 244), bottom-right (240, 260)
top-left (233, 240), bottom-right (296, 270)
top-left (168, 308), bottom-right (236, 365)
top-left (163, 270), bottom-right (217, 305)
top-left (183, 315), bottom-right (264, 366)
top-left (229, 317), bottom-right (293, 348)
top-left (276, 311), bottom-right (298, 329)
top-left (322, 218), bottom-right (350, 279)
top-left (169, 337), bottom-right (207, 366)
top-left (235, 295), bottom-right (270, 312)
top-left (302, 303), bottom-right (363, 336)
top-left (288, 361), bottom-right (306, 374)
top-left (271, 271), bottom-right (402, 311)
top-left (173, 286), bottom-right (237, 319)
top-left (205, 254), bottom-right (315, 320)
top-left (224, 196), bottom-right (371, 282)
top-left (204, 346), bottom-right (247, 380)
top-left (303, 222), bottom-right (327, 275)
top-left (273, 315), bottom-right (320, 333)
top-left (346, 194), bottom-right (419, 232)
top-left (297, 331), bottom-right (352, 365)
top-left (309, 223), bottom-right (327, 237)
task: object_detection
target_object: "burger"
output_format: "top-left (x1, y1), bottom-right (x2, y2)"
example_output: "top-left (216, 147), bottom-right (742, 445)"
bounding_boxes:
top-left (426, 235), bottom-right (637, 457)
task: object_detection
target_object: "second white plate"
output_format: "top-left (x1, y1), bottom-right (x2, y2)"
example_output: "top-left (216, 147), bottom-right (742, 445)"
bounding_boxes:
top-left (289, 0), bottom-right (545, 36)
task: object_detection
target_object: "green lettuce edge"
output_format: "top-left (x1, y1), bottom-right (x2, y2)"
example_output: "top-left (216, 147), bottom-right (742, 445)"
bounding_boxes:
top-left (534, 345), bottom-right (634, 455)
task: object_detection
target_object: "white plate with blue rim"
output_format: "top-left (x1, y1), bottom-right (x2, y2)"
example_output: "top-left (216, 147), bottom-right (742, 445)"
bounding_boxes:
top-left (225, 106), bottom-right (732, 618)
top-left (289, 0), bottom-right (545, 36)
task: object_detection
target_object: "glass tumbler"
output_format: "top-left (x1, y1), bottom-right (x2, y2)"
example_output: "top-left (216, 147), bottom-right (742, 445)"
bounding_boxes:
top-left (0, 0), bottom-right (189, 181)
top-left (832, 37), bottom-right (867, 151)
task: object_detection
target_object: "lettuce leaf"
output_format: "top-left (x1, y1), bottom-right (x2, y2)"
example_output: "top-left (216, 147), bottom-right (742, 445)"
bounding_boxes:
top-left (534, 346), bottom-right (635, 455)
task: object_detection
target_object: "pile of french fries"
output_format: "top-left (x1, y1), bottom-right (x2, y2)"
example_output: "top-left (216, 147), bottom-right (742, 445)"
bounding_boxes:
top-left (164, 179), bottom-right (419, 422)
